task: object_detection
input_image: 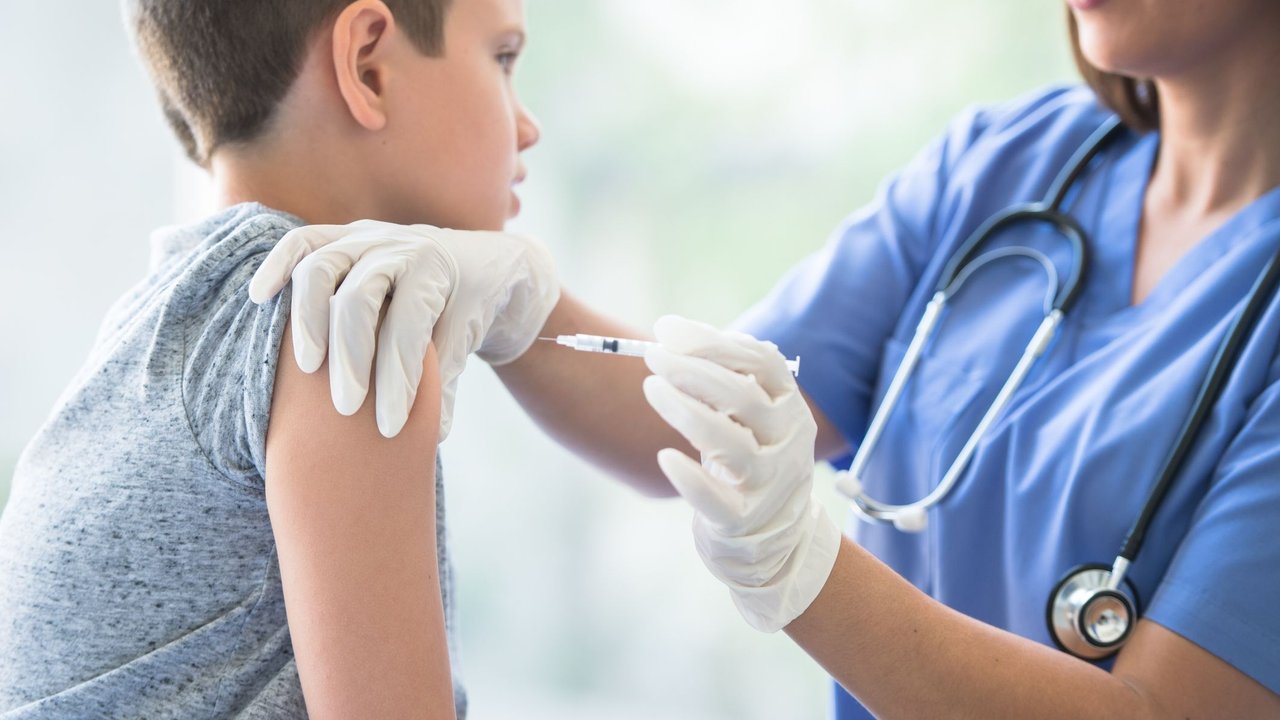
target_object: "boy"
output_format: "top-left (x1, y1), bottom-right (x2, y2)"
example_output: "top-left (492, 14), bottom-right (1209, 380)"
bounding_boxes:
top-left (0, 0), bottom-right (543, 716)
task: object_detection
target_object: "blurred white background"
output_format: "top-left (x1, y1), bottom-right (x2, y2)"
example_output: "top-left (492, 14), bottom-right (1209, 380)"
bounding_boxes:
top-left (0, 1), bottom-right (1074, 717)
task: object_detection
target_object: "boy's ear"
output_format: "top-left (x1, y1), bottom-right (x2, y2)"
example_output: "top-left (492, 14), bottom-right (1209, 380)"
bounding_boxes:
top-left (331, 0), bottom-right (396, 132)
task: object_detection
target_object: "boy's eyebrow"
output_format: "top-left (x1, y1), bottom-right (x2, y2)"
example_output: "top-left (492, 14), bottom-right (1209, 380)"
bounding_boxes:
top-left (497, 28), bottom-right (526, 49)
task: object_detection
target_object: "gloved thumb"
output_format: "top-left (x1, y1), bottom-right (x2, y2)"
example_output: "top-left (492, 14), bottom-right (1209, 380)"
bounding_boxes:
top-left (437, 378), bottom-right (458, 443)
top-left (653, 315), bottom-right (730, 357)
top-left (374, 279), bottom-right (449, 438)
top-left (655, 448), bottom-right (744, 531)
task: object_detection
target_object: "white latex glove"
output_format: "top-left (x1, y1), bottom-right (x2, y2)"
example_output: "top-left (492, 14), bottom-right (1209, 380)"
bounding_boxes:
top-left (248, 220), bottom-right (560, 440)
top-left (642, 315), bottom-right (841, 633)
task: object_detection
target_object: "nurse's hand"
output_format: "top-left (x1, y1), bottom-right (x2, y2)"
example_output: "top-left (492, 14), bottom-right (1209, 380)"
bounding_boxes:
top-left (249, 220), bottom-right (560, 440)
top-left (642, 315), bottom-right (841, 632)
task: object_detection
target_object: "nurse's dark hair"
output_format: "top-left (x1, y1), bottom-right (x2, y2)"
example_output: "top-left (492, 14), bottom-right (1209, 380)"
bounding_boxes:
top-left (122, 0), bottom-right (453, 167)
top-left (1067, 10), bottom-right (1160, 133)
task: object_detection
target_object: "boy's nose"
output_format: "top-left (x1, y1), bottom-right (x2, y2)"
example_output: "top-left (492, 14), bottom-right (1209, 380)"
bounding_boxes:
top-left (516, 104), bottom-right (541, 152)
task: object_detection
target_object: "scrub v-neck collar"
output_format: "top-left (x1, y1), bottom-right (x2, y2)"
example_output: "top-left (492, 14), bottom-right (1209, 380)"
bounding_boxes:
top-left (1081, 130), bottom-right (1280, 326)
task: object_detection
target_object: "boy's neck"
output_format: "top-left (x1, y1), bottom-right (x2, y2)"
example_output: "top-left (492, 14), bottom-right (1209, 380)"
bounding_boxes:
top-left (210, 140), bottom-right (381, 226)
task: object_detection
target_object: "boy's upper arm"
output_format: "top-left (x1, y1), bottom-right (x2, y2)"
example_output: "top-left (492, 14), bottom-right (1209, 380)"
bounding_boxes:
top-left (264, 319), bottom-right (454, 720)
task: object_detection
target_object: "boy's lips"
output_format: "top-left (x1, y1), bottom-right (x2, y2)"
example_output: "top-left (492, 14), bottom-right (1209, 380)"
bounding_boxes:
top-left (509, 168), bottom-right (527, 217)
top-left (510, 173), bottom-right (526, 216)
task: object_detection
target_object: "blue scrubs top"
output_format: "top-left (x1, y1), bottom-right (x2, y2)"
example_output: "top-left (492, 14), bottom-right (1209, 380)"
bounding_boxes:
top-left (734, 85), bottom-right (1280, 718)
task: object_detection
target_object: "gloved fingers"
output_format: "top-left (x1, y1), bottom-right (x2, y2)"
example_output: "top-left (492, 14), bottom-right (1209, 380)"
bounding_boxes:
top-left (696, 460), bottom-right (812, 538)
top-left (653, 315), bottom-right (795, 398)
top-left (427, 308), bottom-right (478, 445)
top-left (656, 448), bottom-right (745, 530)
top-left (437, 374), bottom-right (459, 442)
top-left (328, 259), bottom-right (395, 415)
top-left (643, 376), bottom-right (759, 472)
top-left (289, 250), bottom-right (355, 373)
top-left (645, 345), bottom-right (798, 446)
top-left (249, 224), bottom-right (359, 304)
top-left (653, 315), bottom-right (764, 372)
top-left (373, 282), bottom-right (442, 439)
top-left (644, 345), bottom-right (768, 413)
top-left (723, 330), bottom-right (796, 398)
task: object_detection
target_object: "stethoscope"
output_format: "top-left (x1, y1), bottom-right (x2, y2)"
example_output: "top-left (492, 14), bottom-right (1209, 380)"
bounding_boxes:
top-left (832, 116), bottom-right (1280, 661)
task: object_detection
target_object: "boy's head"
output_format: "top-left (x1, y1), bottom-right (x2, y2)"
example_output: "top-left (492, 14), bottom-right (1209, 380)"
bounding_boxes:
top-left (126, 0), bottom-right (539, 230)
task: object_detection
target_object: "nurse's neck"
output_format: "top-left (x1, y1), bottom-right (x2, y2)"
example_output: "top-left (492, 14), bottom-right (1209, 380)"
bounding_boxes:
top-left (1147, 28), bottom-right (1280, 218)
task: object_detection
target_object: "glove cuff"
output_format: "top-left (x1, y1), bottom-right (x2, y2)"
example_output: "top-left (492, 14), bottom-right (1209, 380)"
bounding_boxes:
top-left (729, 498), bottom-right (842, 633)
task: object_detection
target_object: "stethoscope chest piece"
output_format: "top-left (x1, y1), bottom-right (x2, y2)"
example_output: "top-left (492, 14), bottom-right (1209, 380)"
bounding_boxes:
top-left (1047, 563), bottom-right (1140, 661)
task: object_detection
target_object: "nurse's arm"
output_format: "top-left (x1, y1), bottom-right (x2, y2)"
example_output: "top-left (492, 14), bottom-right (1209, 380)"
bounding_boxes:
top-left (493, 292), bottom-right (849, 497)
top-left (785, 536), bottom-right (1280, 719)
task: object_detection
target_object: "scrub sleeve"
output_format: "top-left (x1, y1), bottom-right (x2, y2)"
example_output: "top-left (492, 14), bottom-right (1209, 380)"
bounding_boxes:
top-left (1146, 360), bottom-right (1280, 694)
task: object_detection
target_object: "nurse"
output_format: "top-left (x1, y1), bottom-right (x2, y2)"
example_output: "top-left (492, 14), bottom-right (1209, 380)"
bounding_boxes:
top-left (251, 0), bottom-right (1280, 716)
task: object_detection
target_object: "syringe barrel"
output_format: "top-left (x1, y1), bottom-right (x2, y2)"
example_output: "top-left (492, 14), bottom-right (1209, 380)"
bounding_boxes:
top-left (564, 334), bottom-right (656, 358)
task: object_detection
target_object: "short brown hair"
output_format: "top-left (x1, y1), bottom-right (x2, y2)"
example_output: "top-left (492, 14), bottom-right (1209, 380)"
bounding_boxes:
top-left (125, 0), bottom-right (453, 166)
top-left (1067, 9), bottom-right (1160, 133)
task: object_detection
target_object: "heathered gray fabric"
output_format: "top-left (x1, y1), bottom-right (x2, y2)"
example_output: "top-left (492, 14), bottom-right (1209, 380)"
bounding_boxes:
top-left (0, 203), bottom-right (466, 718)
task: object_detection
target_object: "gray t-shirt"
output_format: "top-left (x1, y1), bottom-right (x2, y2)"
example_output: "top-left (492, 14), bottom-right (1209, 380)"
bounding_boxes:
top-left (0, 203), bottom-right (466, 718)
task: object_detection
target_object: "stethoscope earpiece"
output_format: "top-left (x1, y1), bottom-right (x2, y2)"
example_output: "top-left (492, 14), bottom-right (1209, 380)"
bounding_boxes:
top-left (833, 470), bottom-right (862, 500)
top-left (891, 506), bottom-right (928, 533)
top-left (1046, 563), bottom-right (1140, 661)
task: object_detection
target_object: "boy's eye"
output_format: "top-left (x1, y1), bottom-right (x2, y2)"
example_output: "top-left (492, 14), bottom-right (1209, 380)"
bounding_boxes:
top-left (497, 51), bottom-right (519, 74)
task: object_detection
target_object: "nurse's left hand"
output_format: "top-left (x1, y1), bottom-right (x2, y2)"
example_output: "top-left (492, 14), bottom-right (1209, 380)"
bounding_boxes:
top-left (642, 315), bottom-right (841, 632)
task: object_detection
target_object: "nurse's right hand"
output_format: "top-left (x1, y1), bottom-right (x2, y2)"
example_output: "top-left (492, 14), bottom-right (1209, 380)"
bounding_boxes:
top-left (248, 220), bottom-right (561, 440)
top-left (642, 315), bottom-right (842, 633)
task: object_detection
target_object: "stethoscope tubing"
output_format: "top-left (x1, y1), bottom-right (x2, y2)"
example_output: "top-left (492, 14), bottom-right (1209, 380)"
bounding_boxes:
top-left (1115, 248), bottom-right (1280, 566)
top-left (936, 116), bottom-right (1121, 307)
top-left (847, 301), bottom-right (1062, 524)
top-left (839, 117), bottom-right (1124, 527)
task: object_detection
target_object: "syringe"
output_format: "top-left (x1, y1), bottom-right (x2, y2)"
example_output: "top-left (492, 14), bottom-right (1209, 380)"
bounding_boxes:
top-left (540, 334), bottom-right (800, 377)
